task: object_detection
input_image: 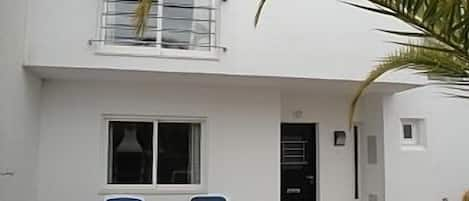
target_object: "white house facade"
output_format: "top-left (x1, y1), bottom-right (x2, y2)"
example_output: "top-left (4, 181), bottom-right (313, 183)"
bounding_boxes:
top-left (1, 0), bottom-right (468, 201)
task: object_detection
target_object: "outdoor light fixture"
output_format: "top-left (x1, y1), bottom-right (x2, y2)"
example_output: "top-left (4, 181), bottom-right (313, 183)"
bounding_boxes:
top-left (334, 131), bottom-right (346, 146)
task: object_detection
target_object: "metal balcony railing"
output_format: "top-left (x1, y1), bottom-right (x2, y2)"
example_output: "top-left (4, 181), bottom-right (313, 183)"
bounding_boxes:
top-left (89, 0), bottom-right (227, 52)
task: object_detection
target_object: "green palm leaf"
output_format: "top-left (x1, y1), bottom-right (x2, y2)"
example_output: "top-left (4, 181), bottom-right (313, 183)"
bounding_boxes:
top-left (255, 0), bottom-right (267, 27)
top-left (135, 0), bottom-right (153, 37)
top-left (345, 0), bottom-right (469, 129)
top-left (349, 39), bottom-right (469, 128)
top-left (343, 0), bottom-right (469, 59)
top-left (254, 0), bottom-right (469, 128)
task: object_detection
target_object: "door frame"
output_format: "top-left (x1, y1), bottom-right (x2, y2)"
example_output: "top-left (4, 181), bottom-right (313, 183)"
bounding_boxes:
top-left (280, 122), bottom-right (320, 201)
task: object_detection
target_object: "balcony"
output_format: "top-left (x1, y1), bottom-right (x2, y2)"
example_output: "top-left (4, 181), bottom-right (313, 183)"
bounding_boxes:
top-left (25, 0), bottom-right (426, 85)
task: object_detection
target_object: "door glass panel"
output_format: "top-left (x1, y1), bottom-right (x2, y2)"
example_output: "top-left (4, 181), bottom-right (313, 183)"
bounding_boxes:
top-left (162, 0), bottom-right (212, 51)
top-left (104, 0), bottom-right (158, 46)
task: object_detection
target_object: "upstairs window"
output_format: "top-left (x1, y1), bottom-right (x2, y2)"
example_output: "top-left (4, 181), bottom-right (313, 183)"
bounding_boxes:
top-left (99, 0), bottom-right (218, 58)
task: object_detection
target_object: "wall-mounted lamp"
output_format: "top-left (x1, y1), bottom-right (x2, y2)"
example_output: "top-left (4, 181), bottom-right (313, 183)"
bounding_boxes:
top-left (334, 131), bottom-right (346, 146)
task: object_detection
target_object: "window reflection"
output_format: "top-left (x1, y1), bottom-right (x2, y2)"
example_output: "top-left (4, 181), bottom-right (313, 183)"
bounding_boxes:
top-left (162, 0), bottom-right (211, 50)
top-left (157, 123), bottom-right (201, 184)
top-left (108, 121), bottom-right (153, 184)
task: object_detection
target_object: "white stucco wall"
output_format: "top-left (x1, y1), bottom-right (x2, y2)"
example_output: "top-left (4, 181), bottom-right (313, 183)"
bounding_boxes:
top-left (357, 95), bottom-right (386, 201)
top-left (0, 0), bottom-right (42, 200)
top-left (383, 86), bottom-right (469, 201)
top-left (281, 93), bottom-right (356, 201)
top-left (5, 0), bottom-right (469, 200)
top-left (24, 0), bottom-right (424, 84)
top-left (36, 80), bottom-right (369, 201)
top-left (37, 80), bottom-right (281, 201)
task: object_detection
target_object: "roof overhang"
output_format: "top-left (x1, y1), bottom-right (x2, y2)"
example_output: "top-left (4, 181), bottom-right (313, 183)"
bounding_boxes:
top-left (26, 66), bottom-right (421, 96)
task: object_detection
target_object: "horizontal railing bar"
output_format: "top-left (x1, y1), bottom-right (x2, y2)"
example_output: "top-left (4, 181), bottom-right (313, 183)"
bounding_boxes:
top-left (101, 26), bottom-right (215, 35)
top-left (105, 0), bottom-right (215, 10)
top-left (103, 14), bottom-right (215, 22)
top-left (88, 39), bottom-right (227, 51)
top-left (283, 155), bottom-right (305, 158)
top-left (92, 39), bottom-right (200, 45)
top-left (283, 148), bottom-right (304, 151)
top-left (111, 36), bottom-right (209, 45)
top-left (281, 161), bottom-right (309, 165)
top-left (106, 40), bottom-right (210, 46)
top-left (106, 23), bottom-right (160, 29)
top-left (105, 23), bottom-right (213, 31)
top-left (281, 141), bottom-right (308, 144)
top-left (112, 36), bottom-right (159, 40)
top-left (90, 39), bottom-right (209, 46)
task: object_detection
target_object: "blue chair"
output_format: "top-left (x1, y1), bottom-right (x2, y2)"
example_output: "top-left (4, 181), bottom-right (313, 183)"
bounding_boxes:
top-left (104, 195), bottom-right (144, 201)
top-left (190, 194), bottom-right (228, 201)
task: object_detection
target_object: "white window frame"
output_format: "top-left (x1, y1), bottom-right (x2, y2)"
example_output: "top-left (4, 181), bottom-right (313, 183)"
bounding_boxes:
top-left (100, 115), bottom-right (208, 194)
top-left (95, 0), bottom-right (220, 60)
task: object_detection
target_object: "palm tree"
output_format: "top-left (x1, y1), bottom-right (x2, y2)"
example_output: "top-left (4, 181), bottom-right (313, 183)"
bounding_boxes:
top-left (255, 0), bottom-right (469, 128)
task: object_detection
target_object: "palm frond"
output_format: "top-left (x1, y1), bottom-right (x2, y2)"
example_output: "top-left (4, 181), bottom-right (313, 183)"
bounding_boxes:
top-left (341, 1), bottom-right (397, 17)
top-left (349, 40), bottom-right (469, 129)
top-left (251, 0), bottom-right (469, 127)
top-left (255, 0), bottom-right (267, 27)
top-left (376, 29), bottom-right (430, 38)
top-left (349, 63), bottom-right (402, 129)
top-left (346, 0), bottom-right (469, 129)
top-left (135, 0), bottom-right (153, 37)
top-left (388, 41), bottom-right (457, 53)
top-left (344, 0), bottom-right (469, 60)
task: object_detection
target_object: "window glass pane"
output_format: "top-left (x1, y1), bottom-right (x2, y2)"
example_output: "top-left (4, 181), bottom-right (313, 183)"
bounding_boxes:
top-left (403, 124), bottom-right (413, 139)
top-left (157, 123), bottom-right (201, 184)
top-left (162, 0), bottom-right (212, 51)
top-left (108, 121), bottom-right (153, 184)
top-left (104, 0), bottom-right (157, 47)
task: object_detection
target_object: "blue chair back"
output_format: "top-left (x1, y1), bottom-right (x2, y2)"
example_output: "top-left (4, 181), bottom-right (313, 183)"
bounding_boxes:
top-left (190, 194), bottom-right (227, 201)
top-left (104, 195), bottom-right (144, 201)
top-left (107, 198), bottom-right (141, 201)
